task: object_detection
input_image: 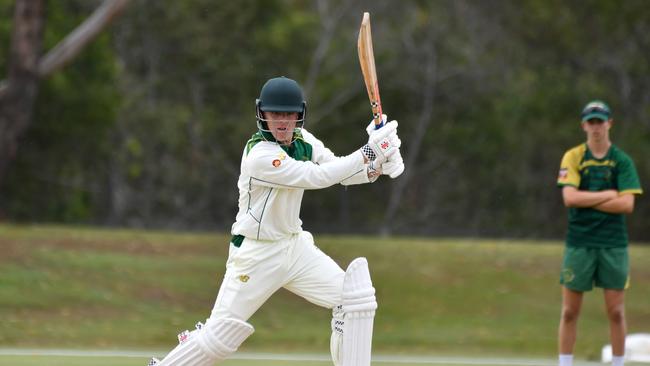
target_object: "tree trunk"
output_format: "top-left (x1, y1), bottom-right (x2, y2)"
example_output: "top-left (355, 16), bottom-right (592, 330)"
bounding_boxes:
top-left (0, 0), bottom-right (131, 189)
top-left (0, 0), bottom-right (45, 188)
top-left (37, 0), bottom-right (131, 77)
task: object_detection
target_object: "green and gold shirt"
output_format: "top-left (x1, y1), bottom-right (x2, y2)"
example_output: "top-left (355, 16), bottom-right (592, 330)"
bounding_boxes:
top-left (557, 144), bottom-right (642, 248)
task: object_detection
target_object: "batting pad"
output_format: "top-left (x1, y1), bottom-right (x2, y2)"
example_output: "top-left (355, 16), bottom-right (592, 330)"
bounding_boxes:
top-left (156, 318), bottom-right (254, 366)
top-left (341, 257), bottom-right (377, 366)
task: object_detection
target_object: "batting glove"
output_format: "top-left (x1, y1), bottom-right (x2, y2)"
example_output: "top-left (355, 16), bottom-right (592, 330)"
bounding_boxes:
top-left (381, 148), bottom-right (405, 178)
top-left (360, 120), bottom-right (398, 164)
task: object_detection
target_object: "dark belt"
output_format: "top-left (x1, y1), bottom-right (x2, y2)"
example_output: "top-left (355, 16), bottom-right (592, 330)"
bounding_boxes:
top-left (230, 234), bottom-right (245, 248)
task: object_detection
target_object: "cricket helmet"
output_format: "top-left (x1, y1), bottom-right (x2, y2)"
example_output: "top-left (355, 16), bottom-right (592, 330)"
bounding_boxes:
top-left (255, 76), bottom-right (306, 137)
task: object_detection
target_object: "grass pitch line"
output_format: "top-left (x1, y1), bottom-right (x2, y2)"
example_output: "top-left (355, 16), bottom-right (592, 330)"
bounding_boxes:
top-left (0, 349), bottom-right (605, 366)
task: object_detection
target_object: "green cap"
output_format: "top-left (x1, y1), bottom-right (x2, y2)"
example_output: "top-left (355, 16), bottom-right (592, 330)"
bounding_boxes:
top-left (580, 100), bottom-right (611, 122)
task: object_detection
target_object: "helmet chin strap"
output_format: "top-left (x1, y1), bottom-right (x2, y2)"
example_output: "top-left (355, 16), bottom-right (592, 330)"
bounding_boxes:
top-left (255, 110), bottom-right (304, 145)
top-left (258, 126), bottom-right (303, 145)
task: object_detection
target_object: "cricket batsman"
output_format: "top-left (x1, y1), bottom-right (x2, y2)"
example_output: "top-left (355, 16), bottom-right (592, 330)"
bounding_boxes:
top-left (148, 76), bottom-right (405, 366)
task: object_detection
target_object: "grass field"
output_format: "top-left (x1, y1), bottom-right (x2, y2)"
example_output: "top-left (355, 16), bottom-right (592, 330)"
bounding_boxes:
top-left (0, 355), bottom-right (563, 366)
top-left (0, 351), bottom-right (619, 366)
top-left (1, 223), bottom-right (650, 363)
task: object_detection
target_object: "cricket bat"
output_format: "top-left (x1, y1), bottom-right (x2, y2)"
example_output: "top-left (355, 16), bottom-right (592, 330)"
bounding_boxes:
top-left (357, 12), bottom-right (384, 128)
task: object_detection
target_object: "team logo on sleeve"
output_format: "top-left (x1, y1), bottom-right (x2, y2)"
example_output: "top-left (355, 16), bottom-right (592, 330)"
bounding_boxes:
top-left (558, 168), bottom-right (568, 180)
top-left (272, 152), bottom-right (286, 167)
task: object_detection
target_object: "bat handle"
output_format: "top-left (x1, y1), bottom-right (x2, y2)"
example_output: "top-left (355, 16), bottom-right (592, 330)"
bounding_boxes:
top-left (374, 118), bottom-right (384, 129)
top-left (372, 103), bottom-right (384, 129)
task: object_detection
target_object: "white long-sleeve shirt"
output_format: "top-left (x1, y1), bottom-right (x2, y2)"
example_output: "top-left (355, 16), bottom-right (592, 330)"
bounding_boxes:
top-left (231, 129), bottom-right (370, 241)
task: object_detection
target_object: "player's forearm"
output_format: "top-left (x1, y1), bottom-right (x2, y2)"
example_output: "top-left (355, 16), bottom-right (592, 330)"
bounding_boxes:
top-left (250, 151), bottom-right (366, 189)
top-left (593, 194), bottom-right (635, 214)
top-left (341, 165), bottom-right (372, 185)
top-left (562, 188), bottom-right (617, 208)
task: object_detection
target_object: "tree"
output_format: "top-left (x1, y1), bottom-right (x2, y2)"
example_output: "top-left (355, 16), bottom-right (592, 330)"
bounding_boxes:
top-left (0, 0), bottom-right (130, 188)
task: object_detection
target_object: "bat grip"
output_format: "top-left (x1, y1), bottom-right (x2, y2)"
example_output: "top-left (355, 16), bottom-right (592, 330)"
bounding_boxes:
top-left (373, 111), bottom-right (384, 129)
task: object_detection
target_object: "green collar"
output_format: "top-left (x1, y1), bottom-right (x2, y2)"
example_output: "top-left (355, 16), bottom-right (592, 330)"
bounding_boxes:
top-left (246, 130), bottom-right (312, 162)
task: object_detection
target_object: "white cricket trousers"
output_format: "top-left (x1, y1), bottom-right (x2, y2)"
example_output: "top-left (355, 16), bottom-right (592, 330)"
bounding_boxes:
top-left (210, 231), bottom-right (345, 321)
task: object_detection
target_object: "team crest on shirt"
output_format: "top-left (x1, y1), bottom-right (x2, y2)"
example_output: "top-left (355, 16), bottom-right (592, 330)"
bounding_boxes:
top-left (272, 152), bottom-right (287, 167)
top-left (558, 168), bottom-right (568, 180)
top-left (239, 274), bottom-right (250, 283)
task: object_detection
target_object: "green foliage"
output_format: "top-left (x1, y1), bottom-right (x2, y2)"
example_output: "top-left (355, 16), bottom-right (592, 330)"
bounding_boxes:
top-left (1, 0), bottom-right (649, 238)
top-left (2, 0), bottom-right (119, 223)
top-left (0, 0), bottom-right (12, 75)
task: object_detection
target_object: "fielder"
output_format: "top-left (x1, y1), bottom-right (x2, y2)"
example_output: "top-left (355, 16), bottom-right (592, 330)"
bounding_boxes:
top-left (557, 100), bottom-right (642, 366)
top-left (149, 76), bottom-right (404, 366)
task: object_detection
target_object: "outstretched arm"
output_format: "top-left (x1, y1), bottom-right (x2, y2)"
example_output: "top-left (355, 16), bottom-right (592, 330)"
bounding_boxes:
top-left (561, 186), bottom-right (618, 208)
top-left (248, 147), bottom-right (366, 190)
top-left (593, 193), bottom-right (635, 214)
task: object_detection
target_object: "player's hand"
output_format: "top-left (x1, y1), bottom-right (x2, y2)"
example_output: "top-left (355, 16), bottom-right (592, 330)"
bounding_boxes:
top-left (365, 114), bottom-right (388, 135)
top-left (381, 148), bottom-right (404, 178)
top-left (366, 160), bottom-right (382, 182)
top-left (360, 120), bottom-right (398, 164)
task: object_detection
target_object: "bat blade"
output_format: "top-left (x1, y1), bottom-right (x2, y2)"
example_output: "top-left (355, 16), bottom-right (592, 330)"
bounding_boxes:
top-left (357, 12), bottom-right (383, 127)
